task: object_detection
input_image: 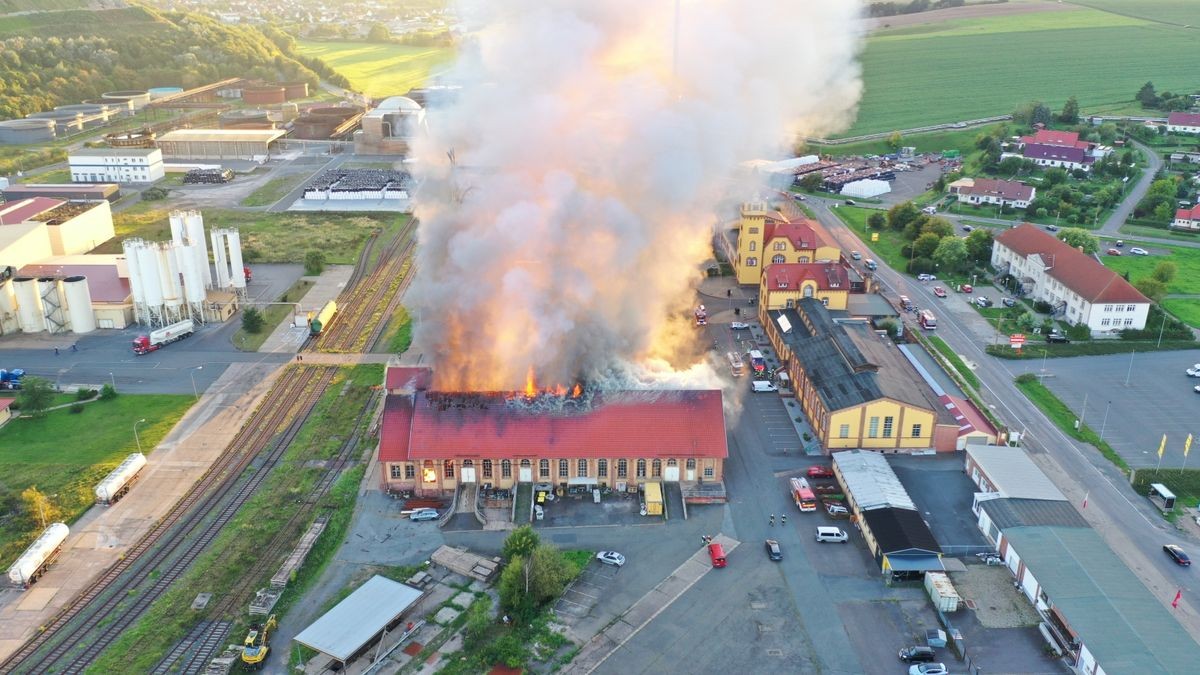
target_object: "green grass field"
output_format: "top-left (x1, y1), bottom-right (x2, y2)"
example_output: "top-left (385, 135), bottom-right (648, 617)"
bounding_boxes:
top-left (829, 205), bottom-right (910, 270)
top-left (1068, 0), bottom-right (1200, 26)
top-left (239, 174), bottom-right (308, 207)
top-left (811, 124), bottom-right (1000, 158)
top-left (847, 4), bottom-right (1197, 136)
top-left (1103, 246), bottom-right (1200, 296)
top-left (295, 40), bottom-right (455, 97)
top-left (0, 394), bottom-right (192, 567)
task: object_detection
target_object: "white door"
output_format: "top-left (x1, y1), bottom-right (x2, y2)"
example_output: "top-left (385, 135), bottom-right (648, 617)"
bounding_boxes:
top-left (461, 468), bottom-right (476, 483)
top-left (686, 468), bottom-right (695, 481)
top-left (519, 467), bottom-right (532, 482)
top-left (664, 466), bottom-right (680, 482)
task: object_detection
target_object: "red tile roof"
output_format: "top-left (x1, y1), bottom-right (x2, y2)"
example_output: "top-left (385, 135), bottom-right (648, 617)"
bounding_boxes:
top-left (763, 262), bottom-right (849, 291)
top-left (0, 398), bottom-right (14, 413)
top-left (1020, 129), bottom-right (1088, 149)
top-left (17, 263), bottom-right (131, 303)
top-left (1176, 205), bottom-right (1200, 222)
top-left (763, 214), bottom-right (831, 252)
top-left (939, 394), bottom-right (997, 438)
top-left (0, 197), bottom-right (64, 225)
top-left (1168, 112), bottom-right (1200, 127)
top-left (961, 178), bottom-right (1034, 202)
top-left (379, 381), bottom-right (728, 463)
top-left (994, 224), bottom-right (1149, 304)
top-left (386, 366), bottom-right (432, 390)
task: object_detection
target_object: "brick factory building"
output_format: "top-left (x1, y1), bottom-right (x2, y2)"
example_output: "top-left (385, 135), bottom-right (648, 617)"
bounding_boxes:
top-left (378, 367), bottom-right (728, 498)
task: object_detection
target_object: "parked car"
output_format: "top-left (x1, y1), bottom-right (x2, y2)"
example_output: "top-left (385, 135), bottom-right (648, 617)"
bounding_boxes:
top-left (1130, 247), bottom-right (1149, 255)
top-left (1046, 332), bottom-right (1070, 343)
top-left (850, 250), bottom-right (862, 260)
top-left (751, 380), bottom-right (778, 393)
top-left (1185, 367), bottom-right (1200, 377)
top-left (1002, 297), bottom-right (1016, 307)
top-left (596, 551), bottom-right (626, 567)
top-left (1164, 544), bottom-right (1191, 567)
top-left (909, 664), bottom-right (948, 675)
top-left (961, 224), bottom-right (973, 232)
top-left (1045, 224), bottom-right (1059, 232)
top-left (409, 508), bottom-right (439, 521)
top-left (806, 465), bottom-right (835, 479)
top-left (825, 502), bottom-right (849, 516)
top-left (899, 646), bottom-right (937, 663)
top-left (765, 539), bottom-right (783, 561)
top-left (730, 321), bottom-right (750, 330)
top-left (960, 284), bottom-right (973, 294)
top-left (933, 286), bottom-right (947, 298)
top-left (917, 273), bottom-right (936, 281)
top-left (1106, 248), bottom-right (1122, 256)
top-left (974, 297), bottom-right (993, 308)
top-left (793, 194), bottom-right (806, 201)
top-left (1115, 239), bottom-right (1124, 247)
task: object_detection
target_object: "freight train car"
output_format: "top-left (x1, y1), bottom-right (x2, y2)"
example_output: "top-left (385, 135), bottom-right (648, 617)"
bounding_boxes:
top-left (308, 300), bottom-right (337, 337)
top-left (94, 453), bottom-right (148, 505)
top-left (7, 523), bottom-right (69, 588)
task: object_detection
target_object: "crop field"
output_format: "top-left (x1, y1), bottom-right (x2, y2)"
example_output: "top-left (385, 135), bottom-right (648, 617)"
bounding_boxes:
top-left (847, 4), bottom-right (1196, 136)
top-left (1067, 0), bottom-right (1200, 26)
top-left (295, 40), bottom-right (455, 97)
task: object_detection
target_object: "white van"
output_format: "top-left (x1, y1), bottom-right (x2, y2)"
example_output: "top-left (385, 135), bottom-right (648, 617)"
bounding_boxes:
top-left (751, 380), bottom-right (778, 393)
top-left (815, 526), bottom-right (848, 543)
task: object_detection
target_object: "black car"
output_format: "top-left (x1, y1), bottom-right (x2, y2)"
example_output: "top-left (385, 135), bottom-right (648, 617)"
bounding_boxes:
top-left (1164, 544), bottom-right (1192, 566)
top-left (765, 539), bottom-right (782, 561)
top-left (899, 646), bottom-right (937, 663)
top-left (1046, 333), bottom-right (1070, 344)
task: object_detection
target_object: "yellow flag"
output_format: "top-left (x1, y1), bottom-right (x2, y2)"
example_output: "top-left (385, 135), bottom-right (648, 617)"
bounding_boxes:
top-left (1186, 434), bottom-right (1194, 458)
top-left (1158, 434), bottom-right (1167, 459)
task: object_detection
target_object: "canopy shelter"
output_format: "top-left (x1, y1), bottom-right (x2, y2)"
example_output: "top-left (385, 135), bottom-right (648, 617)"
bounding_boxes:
top-left (293, 575), bottom-right (423, 665)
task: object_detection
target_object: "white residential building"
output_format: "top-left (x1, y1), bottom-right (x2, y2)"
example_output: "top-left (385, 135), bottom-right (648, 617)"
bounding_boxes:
top-left (1174, 204), bottom-right (1200, 231)
top-left (951, 177), bottom-right (1036, 209)
top-left (991, 224), bottom-right (1150, 333)
top-left (68, 147), bottom-right (164, 184)
top-left (1167, 112), bottom-right (1200, 135)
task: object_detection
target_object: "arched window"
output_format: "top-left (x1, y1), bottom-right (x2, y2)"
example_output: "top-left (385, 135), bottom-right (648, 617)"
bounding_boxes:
top-left (598, 459), bottom-right (608, 477)
top-left (422, 460), bottom-right (436, 482)
top-left (617, 459), bottom-right (628, 478)
top-left (772, 254), bottom-right (786, 264)
top-left (520, 459), bottom-right (531, 467)
top-left (636, 459), bottom-right (647, 478)
top-left (558, 459), bottom-right (569, 478)
top-left (462, 459), bottom-right (473, 467)
top-left (803, 285), bottom-right (814, 298)
top-left (502, 460), bottom-right (512, 478)
top-left (482, 460), bottom-right (493, 479)
top-left (652, 459), bottom-right (662, 477)
top-left (749, 241), bottom-right (757, 251)
top-left (686, 458), bottom-right (696, 470)
top-left (539, 459), bottom-right (550, 478)
top-left (667, 458), bottom-right (677, 467)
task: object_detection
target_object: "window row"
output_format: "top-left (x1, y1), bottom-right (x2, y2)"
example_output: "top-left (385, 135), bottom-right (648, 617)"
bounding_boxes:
top-left (389, 458), bottom-right (712, 480)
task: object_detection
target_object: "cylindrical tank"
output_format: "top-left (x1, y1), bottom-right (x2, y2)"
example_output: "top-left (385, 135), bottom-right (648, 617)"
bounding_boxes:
top-left (13, 277), bottom-right (44, 332)
top-left (148, 86), bottom-right (184, 100)
top-left (89, 98), bottom-right (135, 114)
top-left (272, 81), bottom-right (309, 100)
top-left (168, 211), bottom-right (187, 247)
top-left (94, 453), bottom-right (148, 504)
top-left (179, 244), bottom-right (205, 304)
top-left (242, 86), bottom-right (287, 105)
top-left (185, 212), bottom-right (212, 288)
top-left (63, 276), bottom-right (96, 334)
top-left (138, 245), bottom-right (163, 307)
top-left (0, 118), bottom-right (56, 144)
top-left (101, 90), bottom-right (151, 109)
top-left (26, 110), bottom-right (85, 133)
top-left (122, 239), bottom-right (146, 306)
top-left (226, 230), bottom-right (245, 290)
top-left (159, 244), bottom-right (182, 310)
top-left (105, 129), bottom-right (156, 148)
top-left (280, 102), bottom-right (300, 122)
top-left (211, 230), bottom-right (230, 289)
top-left (218, 109), bottom-right (272, 129)
top-left (7, 523), bottom-right (69, 587)
top-left (0, 278), bottom-right (17, 334)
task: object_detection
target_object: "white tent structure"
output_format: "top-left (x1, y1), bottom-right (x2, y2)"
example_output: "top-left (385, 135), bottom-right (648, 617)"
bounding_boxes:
top-left (294, 575), bottom-right (424, 667)
top-left (841, 179), bottom-right (891, 198)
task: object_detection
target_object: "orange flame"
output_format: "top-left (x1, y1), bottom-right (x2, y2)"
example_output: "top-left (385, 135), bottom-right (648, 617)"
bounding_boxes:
top-left (524, 366), bottom-right (537, 397)
top-left (571, 383), bottom-right (583, 398)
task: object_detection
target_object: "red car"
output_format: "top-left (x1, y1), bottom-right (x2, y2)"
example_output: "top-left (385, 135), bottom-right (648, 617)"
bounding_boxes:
top-left (933, 286), bottom-right (947, 298)
top-left (960, 284), bottom-right (973, 294)
top-left (807, 465), bottom-right (835, 479)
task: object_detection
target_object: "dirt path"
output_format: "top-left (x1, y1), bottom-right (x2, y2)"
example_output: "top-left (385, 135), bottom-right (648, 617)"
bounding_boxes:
top-left (865, 0), bottom-right (1076, 33)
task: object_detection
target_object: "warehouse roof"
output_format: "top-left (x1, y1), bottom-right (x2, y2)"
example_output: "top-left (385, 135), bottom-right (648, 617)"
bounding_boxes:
top-left (0, 197), bottom-right (63, 224)
top-left (965, 445), bottom-right (1065, 500)
top-left (18, 259), bottom-right (131, 303)
top-left (979, 498), bottom-right (1087, 529)
top-left (157, 129), bottom-right (286, 143)
top-left (1003, 525), bottom-right (1200, 673)
top-left (294, 575), bottom-right (423, 662)
top-left (860, 507), bottom-right (941, 556)
top-left (832, 450), bottom-right (915, 511)
top-left (69, 147), bottom-right (161, 158)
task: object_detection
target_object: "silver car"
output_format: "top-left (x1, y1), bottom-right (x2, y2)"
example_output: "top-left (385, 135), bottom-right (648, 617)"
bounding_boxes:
top-left (596, 551), bottom-right (626, 567)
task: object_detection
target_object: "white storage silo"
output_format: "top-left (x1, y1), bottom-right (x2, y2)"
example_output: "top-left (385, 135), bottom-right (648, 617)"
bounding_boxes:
top-left (123, 239), bottom-right (150, 325)
top-left (169, 211), bottom-right (187, 247)
top-left (38, 278), bottom-right (68, 334)
top-left (63, 276), bottom-right (96, 334)
top-left (185, 211), bottom-right (212, 288)
top-left (13, 277), bottom-right (45, 332)
top-left (178, 244), bottom-right (206, 322)
top-left (227, 229), bottom-right (246, 291)
top-left (161, 243), bottom-right (184, 323)
top-left (0, 278), bottom-right (18, 335)
top-left (211, 230), bottom-right (230, 290)
top-left (138, 244), bottom-right (164, 324)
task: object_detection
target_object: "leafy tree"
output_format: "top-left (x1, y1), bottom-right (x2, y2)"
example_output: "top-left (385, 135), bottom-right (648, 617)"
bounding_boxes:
top-left (1055, 228), bottom-right (1099, 254)
top-left (920, 217), bottom-right (954, 239)
top-left (242, 307), bottom-right (265, 334)
top-left (304, 250), bottom-right (327, 276)
top-left (367, 23), bottom-right (391, 42)
top-left (1152, 261), bottom-right (1178, 284)
top-left (16, 376), bottom-right (54, 418)
top-left (1058, 96), bottom-right (1080, 124)
top-left (932, 236), bottom-right (969, 273)
top-left (502, 524), bottom-right (540, 561)
top-left (886, 130), bottom-right (903, 152)
top-left (997, 156), bottom-right (1025, 176)
top-left (1042, 168), bottom-right (1069, 187)
top-left (498, 543), bottom-right (576, 622)
top-left (912, 232), bottom-right (941, 259)
top-left (799, 173), bottom-right (822, 191)
top-left (1153, 202), bottom-right (1175, 223)
top-left (1097, 123), bottom-right (1118, 144)
top-left (1133, 278), bottom-right (1167, 302)
top-left (1031, 102), bottom-right (1053, 127)
top-left (876, 319), bottom-right (899, 338)
top-left (141, 187), bottom-right (168, 201)
top-left (887, 201), bottom-right (920, 232)
top-left (965, 228), bottom-right (994, 263)
top-left (99, 383), bottom-right (117, 400)
top-left (1136, 81), bottom-right (1158, 109)
top-left (21, 486), bottom-right (60, 528)
top-left (867, 212), bottom-right (886, 229)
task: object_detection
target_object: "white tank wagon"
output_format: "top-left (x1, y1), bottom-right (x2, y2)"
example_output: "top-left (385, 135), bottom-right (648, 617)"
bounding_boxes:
top-left (7, 523), bottom-right (69, 588)
top-left (94, 453), bottom-right (148, 505)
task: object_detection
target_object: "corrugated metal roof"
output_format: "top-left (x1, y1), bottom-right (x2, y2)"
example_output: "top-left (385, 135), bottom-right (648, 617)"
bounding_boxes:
top-left (294, 575), bottom-right (423, 661)
top-left (861, 506), bottom-right (940, 555)
top-left (965, 445), bottom-right (1064, 500)
top-left (157, 128), bottom-right (286, 143)
top-left (70, 147), bottom-right (160, 157)
top-left (980, 498), bottom-right (1086, 529)
top-left (832, 450), bottom-right (915, 511)
top-left (1004, 526), bottom-right (1200, 673)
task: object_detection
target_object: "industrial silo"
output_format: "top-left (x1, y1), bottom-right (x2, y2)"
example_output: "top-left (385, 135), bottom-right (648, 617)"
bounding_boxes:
top-left (148, 86), bottom-right (184, 100)
top-left (273, 81), bottom-right (310, 100)
top-left (137, 243), bottom-right (164, 325)
top-left (27, 110), bottom-right (85, 134)
top-left (161, 243), bottom-right (184, 323)
top-left (13, 277), bottom-right (44, 332)
top-left (122, 239), bottom-right (147, 324)
top-left (0, 119), bottom-right (56, 144)
top-left (184, 212), bottom-right (212, 288)
top-left (0, 277), bottom-right (18, 335)
top-left (242, 86), bottom-right (287, 105)
top-left (226, 230), bottom-right (246, 292)
top-left (178, 244), bottom-right (206, 321)
top-left (63, 276), bottom-right (96, 334)
top-left (211, 229), bottom-right (230, 289)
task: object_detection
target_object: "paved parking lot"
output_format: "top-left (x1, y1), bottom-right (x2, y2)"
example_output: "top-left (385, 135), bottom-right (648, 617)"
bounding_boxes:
top-left (1039, 349), bottom-right (1200, 468)
top-left (533, 490), bottom-right (653, 528)
top-left (555, 562), bottom-right (620, 625)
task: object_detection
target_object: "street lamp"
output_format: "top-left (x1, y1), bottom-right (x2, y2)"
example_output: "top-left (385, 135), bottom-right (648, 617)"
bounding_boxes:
top-left (190, 365), bottom-right (203, 399)
top-left (133, 418), bottom-right (147, 453)
top-left (108, 372), bottom-right (116, 391)
top-left (1098, 402), bottom-right (1112, 442)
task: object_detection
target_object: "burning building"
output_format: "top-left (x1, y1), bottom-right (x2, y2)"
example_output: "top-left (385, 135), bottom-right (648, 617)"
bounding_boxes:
top-left (379, 367), bottom-right (728, 499)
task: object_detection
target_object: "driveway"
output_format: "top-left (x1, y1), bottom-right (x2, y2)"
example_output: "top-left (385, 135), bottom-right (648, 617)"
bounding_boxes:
top-left (1100, 139), bottom-right (1162, 235)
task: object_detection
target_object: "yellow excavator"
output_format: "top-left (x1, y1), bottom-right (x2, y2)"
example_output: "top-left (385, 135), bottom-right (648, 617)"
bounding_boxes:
top-left (240, 614), bottom-right (277, 669)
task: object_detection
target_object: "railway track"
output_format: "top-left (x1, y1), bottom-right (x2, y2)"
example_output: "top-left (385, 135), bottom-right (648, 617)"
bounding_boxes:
top-left (1, 366), bottom-right (337, 674)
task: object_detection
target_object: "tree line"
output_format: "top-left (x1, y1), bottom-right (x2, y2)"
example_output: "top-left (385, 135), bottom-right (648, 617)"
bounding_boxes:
top-left (869, 0), bottom-right (968, 18)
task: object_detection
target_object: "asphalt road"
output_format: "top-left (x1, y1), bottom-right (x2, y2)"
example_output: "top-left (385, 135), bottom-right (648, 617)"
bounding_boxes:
top-left (805, 194), bottom-right (1200, 642)
top-left (1100, 139), bottom-right (1162, 235)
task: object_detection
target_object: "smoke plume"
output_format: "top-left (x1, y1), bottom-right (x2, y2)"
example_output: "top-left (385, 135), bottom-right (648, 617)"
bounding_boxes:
top-left (412, 0), bottom-right (864, 391)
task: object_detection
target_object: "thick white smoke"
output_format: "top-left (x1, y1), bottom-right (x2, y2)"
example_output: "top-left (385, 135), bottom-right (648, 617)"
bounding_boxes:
top-left (411, 0), bottom-right (863, 391)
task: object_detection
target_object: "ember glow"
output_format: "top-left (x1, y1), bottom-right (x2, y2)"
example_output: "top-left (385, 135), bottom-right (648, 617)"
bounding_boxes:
top-left (412, 0), bottom-right (864, 391)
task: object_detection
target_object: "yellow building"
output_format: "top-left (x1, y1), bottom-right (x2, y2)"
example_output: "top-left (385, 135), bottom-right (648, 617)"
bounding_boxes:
top-left (763, 299), bottom-right (958, 453)
top-left (733, 201), bottom-right (841, 285)
top-left (758, 263), bottom-right (851, 312)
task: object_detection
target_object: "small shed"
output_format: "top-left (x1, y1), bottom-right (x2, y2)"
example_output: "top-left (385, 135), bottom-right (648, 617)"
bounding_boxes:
top-left (0, 398), bottom-right (14, 429)
top-left (293, 575), bottom-right (423, 667)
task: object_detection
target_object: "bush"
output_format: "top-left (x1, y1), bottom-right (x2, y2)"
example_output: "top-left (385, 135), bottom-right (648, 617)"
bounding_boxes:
top-left (76, 388), bottom-right (97, 401)
top-left (242, 307), bottom-right (265, 334)
top-left (1033, 300), bottom-right (1054, 314)
top-left (141, 186), bottom-right (168, 201)
top-left (69, 403), bottom-right (85, 414)
top-left (304, 250), bottom-right (326, 276)
top-left (1015, 373), bottom-right (1037, 384)
top-left (1065, 323), bottom-right (1091, 342)
top-left (99, 383), bottom-right (117, 401)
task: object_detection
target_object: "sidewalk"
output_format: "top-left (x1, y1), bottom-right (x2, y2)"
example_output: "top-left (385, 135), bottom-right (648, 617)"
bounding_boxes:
top-left (259, 265), bottom-right (354, 354)
top-left (0, 362), bottom-right (286, 661)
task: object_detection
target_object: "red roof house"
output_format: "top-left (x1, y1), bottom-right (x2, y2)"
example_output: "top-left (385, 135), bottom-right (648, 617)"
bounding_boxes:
top-left (1174, 204), bottom-right (1200, 230)
top-left (1167, 112), bottom-right (1200, 132)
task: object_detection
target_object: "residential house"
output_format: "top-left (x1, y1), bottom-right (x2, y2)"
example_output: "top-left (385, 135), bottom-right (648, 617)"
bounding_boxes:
top-left (951, 177), bottom-right (1036, 209)
top-left (733, 201), bottom-right (840, 285)
top-left (991, 224), bottom-right (1150, 332)
top-left (1173, 204), bottom-right (1200, 231)
top-left (1020, 144), bottom-right (1094, 172)
top-left (759, 262), bottom-right (851, 311)
top-left (1167, 112), bottom-right (1200, 135)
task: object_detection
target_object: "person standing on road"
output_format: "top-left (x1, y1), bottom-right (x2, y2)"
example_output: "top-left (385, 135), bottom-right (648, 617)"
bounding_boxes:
top-left (781, 514), bottom-right (788, 526)
top-left (54, 347), bottom-right (59, 356)
top-left (769, 514), bottom-right (775, 526)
